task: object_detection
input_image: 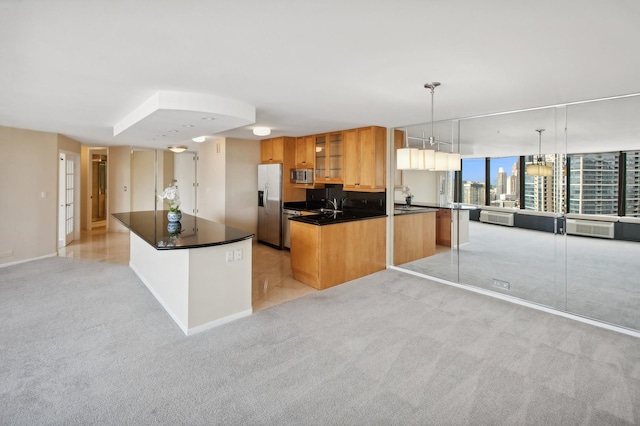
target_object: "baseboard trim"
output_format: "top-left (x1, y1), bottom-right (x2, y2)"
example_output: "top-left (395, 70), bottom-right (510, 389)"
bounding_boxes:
top-left (0, 253), bottom-right (57, 268)
top-left (186, 309), bottom-right (253, 336)
top-left (389, 265), bottom-right (640, 339)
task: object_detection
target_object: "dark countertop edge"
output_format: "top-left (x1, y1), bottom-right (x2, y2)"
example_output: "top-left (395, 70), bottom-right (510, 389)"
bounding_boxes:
top-left (398, 203), bottom-right (477, 211)
top-left (112, 212), bottom-right (255, 250)
top-left (394, 208), bottom-right (439, 215)
top-left (290, 213), bottom-right (387, 226)
top-left (154, 234), bottom-right (255, 250)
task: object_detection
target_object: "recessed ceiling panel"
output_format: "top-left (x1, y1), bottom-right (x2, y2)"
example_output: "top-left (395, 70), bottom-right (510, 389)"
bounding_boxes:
top-left (112, 91), bottom-right (255, 146)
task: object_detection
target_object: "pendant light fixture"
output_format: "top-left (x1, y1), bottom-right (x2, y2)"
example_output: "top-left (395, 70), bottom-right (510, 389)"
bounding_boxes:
top-left (526, 129), bottom-right (553, 176)
top-left (396, 130), bottom-right (420, 170)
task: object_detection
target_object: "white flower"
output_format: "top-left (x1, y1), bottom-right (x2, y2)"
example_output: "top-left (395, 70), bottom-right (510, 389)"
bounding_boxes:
top-left (158, 182), bottom-right (181, 212)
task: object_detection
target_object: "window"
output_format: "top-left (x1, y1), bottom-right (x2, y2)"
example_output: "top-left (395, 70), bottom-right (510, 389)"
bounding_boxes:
top-left (568, 152), bottom-right (619, 215)
top-left (461, 158), bottom-right (486, 205)
top-left (626, 151), bottom-right (640, 217)
top-left (489, 156), bottom-right (519, 208)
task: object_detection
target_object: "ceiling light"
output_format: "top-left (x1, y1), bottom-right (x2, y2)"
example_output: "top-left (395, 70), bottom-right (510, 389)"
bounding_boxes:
top-left (182, 124), bottom-right (194, 128)
top-left (396, 130), bottom-right (420, 170)
top-left (201, 117), bottom-right (216, 121)
top-left (192, 136), bottom-right (206, 143)
top-left (168, 146), bottom-right (187, 153)
top-left (253, 127), bottom-right (271, 136)
top-left (526, 129), bottom-right (553, 176)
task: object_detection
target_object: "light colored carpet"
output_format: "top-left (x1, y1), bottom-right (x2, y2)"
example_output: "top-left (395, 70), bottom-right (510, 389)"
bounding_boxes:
top-left (1, 256), bottom-right (640, 425)
top-left (401, 221), bottom-right (640, 331)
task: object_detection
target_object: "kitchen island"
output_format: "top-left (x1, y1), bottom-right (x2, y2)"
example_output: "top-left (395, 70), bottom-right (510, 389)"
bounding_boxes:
top-left (113, 211), bottom-right (254, 336)
top-left (289, 211), bottom-right (386, 290)
top-left (393, 206), bottom-right (438, 264)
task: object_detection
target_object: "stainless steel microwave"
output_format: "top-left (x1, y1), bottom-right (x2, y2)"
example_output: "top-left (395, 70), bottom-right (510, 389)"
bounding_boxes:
top-left (290, 168), bottom-right (314, 184)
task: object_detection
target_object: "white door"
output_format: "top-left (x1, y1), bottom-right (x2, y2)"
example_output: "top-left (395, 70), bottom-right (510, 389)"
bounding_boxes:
top-left (59, 153), bottom-right (75, 247)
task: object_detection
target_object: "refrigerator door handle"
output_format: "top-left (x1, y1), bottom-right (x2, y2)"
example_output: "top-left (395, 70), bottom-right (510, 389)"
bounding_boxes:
top-left (264, 183), bottom-right (269, 215)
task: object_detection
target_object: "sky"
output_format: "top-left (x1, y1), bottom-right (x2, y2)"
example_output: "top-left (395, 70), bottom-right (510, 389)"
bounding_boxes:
top-left (462, 156), bottom-right (519, 185)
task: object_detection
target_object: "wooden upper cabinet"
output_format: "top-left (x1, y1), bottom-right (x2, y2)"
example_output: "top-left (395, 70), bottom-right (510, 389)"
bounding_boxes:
top-left (343, 126), bottom-right (386, 192)
top-left (260, 137), bottom-right (284, 164)
top-left (295, 136), bottom-right (315, 167)
top-left (314, 132), bottom-right (343, 184)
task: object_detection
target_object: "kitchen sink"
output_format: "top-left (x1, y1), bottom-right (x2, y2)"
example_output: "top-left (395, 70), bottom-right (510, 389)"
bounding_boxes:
top-left (313, 208), bottom-right (343, 213)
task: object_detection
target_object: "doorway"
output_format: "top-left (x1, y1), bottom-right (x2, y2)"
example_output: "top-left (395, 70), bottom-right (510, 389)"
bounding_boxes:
top-left (91, 153), bottom-right (107, 223)
top-left (58, 151), bottom-right (80, 248)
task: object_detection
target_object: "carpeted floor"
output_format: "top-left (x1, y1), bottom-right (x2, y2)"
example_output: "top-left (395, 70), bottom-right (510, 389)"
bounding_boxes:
top-left (400, 221), bottom-right (640, 331)
top-left (1, 256), bottom-right (640, 425)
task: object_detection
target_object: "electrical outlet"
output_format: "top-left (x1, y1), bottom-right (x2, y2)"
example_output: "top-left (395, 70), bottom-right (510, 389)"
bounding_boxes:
top-left (492, 279), bottom-right (510, 290)
top-left (234, 248), bottom-right (242, 261)
top-left (225, 251), bottom-right (233, 262)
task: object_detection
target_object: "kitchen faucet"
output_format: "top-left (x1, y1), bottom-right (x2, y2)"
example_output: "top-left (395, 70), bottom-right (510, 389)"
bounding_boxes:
top-left (328, 198), bottom-right (338, 210)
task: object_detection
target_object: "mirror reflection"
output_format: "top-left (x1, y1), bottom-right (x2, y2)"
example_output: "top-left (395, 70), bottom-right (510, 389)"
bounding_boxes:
top-left (393, 94), bottom-right (640, 333)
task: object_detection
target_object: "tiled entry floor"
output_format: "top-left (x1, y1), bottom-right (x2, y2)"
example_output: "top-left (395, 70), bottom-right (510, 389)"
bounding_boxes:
top-left (252, 242), bottom-right (317, 311)
top-left (59, 228), bottom-right (316, 312)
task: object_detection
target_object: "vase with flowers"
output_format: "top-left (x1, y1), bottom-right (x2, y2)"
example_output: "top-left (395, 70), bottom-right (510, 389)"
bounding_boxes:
top-left (158, 180), bottom-right (181, 222)
top-left (402, 186), bottom-right (414, 207)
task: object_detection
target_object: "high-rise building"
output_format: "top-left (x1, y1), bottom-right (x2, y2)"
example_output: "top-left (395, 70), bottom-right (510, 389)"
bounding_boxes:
top-left (463, 181), bottom-right (486, 205)
top-left (496, 167), bottom-right (507, 198)
top-left (507, 161), bottom-right (519, 200)
top-left (626, 151), bottom-right (640, 217)
top-left (569, 153), bottom-right (618, 215)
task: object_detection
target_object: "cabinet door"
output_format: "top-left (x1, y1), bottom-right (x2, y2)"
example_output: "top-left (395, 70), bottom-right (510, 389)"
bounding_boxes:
top-left (271, 138), bottom-right (284, 163)
top-left (342, 129), bottom-right (359, 189)
top-left (358, 127), bottom-right (375, 188)
top-left (327, 132), bottom-right (343, 182)
top-left (315, 135), bottom-right (327, 181)
top-left (260, 139), bottom-right (273, 163)
top-left (295, 136), bottom-right (315, 167)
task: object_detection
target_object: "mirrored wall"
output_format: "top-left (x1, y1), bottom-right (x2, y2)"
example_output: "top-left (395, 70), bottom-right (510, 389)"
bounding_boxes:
top-left (392, 94), bottom-right (640, 333)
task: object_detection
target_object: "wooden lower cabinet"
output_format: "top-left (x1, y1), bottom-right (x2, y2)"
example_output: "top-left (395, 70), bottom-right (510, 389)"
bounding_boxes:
top-left (394, 212), bottom-right (436, 265)
top-left (290, 218), bottom-right (386, 290)
top-left (436, 208), bottom-right (452, 247)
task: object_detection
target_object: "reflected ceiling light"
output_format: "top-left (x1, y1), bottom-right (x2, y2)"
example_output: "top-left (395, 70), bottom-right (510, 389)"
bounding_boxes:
top-left (192, 136), bottom-right (206, 143)
top-left (168, 145), bottom-right (187, 153)
top-left (253, 126), bottom-right (271, 136)
top-left (526, 129), bottom-right (553, 176)
top-left (396, 130), bottom-right (420, 170)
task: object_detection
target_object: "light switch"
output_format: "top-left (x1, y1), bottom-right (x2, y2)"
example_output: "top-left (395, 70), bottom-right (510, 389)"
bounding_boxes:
top-left (225, 251), bottom-right (233, 262)
top-left (234, 248), bottom-right (242, 261)
top-left (41, 192), bottom-right (47, 199)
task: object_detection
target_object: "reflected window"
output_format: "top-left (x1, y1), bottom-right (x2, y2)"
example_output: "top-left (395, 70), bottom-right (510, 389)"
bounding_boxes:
top-left (524, 153), bottom-right (565, 212)
top-left (626, 151), bottom-right (640, 217)
top-left (568, 152), bottom-right (619, 215)
top-left (461, 158), bottom-right (486, 205)
top-left (489, 156), bottom-right (519, 208)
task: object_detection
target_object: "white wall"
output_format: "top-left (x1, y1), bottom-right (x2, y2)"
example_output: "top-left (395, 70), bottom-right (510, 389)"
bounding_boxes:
top-left (197, 137), bottom-right (226, 223)
top-left (1, 126), bottom-right (59, 265)
top-left (108, 146), bottom-right (131, 232)
top-left (196, 137), bottom-right (260, 234)
top-left (225, 138), bottom-right (260, 234)
top-left (399, 170), bottom-right (439, 204)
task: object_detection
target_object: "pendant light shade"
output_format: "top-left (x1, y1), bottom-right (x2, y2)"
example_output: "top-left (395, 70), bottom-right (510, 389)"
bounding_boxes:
top-left (527, 129), bottom-right (553, 177)
top-left (397, 147), bottom-right (420, 170)
top-left (434, 152), bottom-right (449, 171)
top-left (448, 152), bottom-right (461, 171)
top-left (423, 149), bottom-right (436, 170)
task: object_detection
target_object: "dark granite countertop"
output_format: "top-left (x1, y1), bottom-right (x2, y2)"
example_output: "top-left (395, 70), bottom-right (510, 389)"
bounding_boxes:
top-left (112, 210), bottom-right (254, 250)
top-left (393, 206), bottom-right (439, 215)
top-left (289, 209), bottom-right (387, 226)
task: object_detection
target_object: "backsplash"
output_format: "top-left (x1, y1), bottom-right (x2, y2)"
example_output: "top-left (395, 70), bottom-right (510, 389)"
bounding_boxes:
top-left (305, 185), bottom-right (385, 212)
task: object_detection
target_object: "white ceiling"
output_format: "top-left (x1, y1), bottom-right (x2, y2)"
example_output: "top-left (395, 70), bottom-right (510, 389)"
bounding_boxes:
top-left (2, 0), bottom-right (640, 155)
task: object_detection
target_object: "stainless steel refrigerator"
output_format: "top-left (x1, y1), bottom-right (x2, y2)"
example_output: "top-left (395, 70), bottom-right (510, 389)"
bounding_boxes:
top-left (257, 163), bottom-right (282, 248)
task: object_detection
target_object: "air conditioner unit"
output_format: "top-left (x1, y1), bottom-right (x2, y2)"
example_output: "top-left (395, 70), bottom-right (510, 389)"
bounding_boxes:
top-left (566, 219), bottom-right (614, 239)
top-left (479, 210), bottom-right (514, 227)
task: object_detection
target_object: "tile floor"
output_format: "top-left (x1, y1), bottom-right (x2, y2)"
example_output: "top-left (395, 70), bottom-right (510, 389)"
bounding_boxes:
top-left (58, 226), bottom-right (316, 312)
